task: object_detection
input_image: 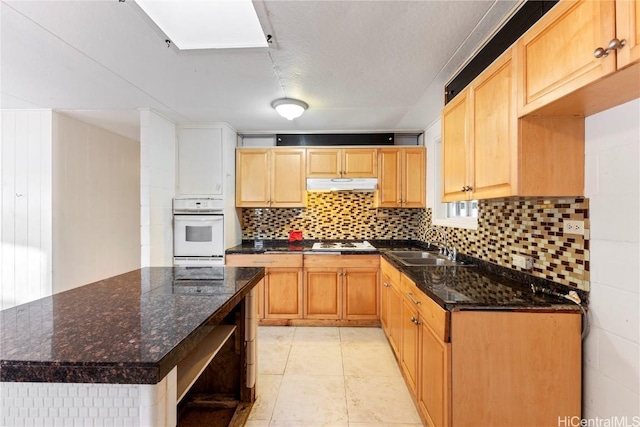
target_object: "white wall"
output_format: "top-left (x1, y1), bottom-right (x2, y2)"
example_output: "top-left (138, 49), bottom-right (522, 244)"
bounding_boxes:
top-left (583, 98), bottom-right (640, 418)
top-left (140, 110), bottom-right (175, 267)
top-left (52, 113), bottom-right (140, 293)
top-left (0, 110), bottom-right (53, 309)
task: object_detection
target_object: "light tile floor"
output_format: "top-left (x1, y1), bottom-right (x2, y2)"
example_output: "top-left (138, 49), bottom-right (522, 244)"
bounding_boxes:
top-left (245, 326), bottom-right (424, 427)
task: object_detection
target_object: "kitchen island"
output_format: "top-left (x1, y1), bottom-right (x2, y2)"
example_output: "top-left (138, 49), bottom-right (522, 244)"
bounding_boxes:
top-left (0, 266), bottom-right (264, 426)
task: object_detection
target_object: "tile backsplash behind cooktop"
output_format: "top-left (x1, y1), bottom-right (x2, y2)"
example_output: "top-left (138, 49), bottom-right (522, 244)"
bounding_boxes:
top-left (240, 192), bottom-right (589, 289)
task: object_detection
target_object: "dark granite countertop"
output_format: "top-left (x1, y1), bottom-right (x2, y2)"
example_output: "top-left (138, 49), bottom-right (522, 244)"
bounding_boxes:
top-left (226, 239), bottom-right (584, 312)
top-left (225, 239), bottom-right (421, 255)
top-left (0, 266), bottom-right (264, 384)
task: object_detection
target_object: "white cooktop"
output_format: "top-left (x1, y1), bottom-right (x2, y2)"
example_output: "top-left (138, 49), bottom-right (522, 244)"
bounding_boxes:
top-left (311, 241), bottom-right (376, 251)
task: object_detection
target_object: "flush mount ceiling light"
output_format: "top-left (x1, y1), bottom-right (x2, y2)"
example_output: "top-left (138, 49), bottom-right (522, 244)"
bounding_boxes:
top-left (135, 0), bottom-right (268, 50)
top-left (271, 98), bottom-right (308, 120)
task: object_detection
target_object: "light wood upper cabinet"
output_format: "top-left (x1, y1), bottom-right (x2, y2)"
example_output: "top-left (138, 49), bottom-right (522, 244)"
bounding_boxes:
top-left (236, 148), bottom-right (306, 207)
top-left (472, 50), bottom-right (517, 200)
top-left (518, 0), bottom-right (616, 115)
top-left (307, 148), bottom-right (377, 178)
top-left (441, 88), bottom-right (471, 202)
top-left (518, 0), bottom-right (640, 117)
top-left (377, 147), bottom-right (426, 208)
top-left (442, 47), bottom-right (585, 202)
top-left (617, 0), bottom-right (640, 67)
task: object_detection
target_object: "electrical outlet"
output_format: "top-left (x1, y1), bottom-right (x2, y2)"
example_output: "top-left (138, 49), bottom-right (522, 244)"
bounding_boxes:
top-left (512, 254), bottom-right (533, 270)
top-left (563, 220), bottom-right (585, 236)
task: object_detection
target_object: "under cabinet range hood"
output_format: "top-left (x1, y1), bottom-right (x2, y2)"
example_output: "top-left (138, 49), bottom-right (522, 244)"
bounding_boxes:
top-left (306, 178), bottom-right (378, 192)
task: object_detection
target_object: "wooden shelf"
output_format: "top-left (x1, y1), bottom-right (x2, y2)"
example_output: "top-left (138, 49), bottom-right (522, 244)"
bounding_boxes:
top-left (177, 325), bottom-right (237, 403)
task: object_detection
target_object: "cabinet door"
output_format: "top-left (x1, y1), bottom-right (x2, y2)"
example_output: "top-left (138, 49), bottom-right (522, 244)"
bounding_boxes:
top-left (472, 49), bottom-right (517, 200)
top-left (616, 0), bottom-right (640, 68)
top-left (380, 273), bottom-right (392, 332)
top-left (306, 149), bottom-right (341, 178)
top-left (343, 267), bottom-right (379, 320)
top-left (387, 282), bottom-right (402, 358)
top-left (400, 298), bottom-right (420, 395)
top-left (419, 321), bottom-right (451, 427)
top-left (377, 148), bottom-right (402, 207)
top-left (271, 149), bottom-right (306, 207)
top-left (402, 148), bottom-right (426, 208)
top-left (264, 268), bottom-right (303, 319)
top-left (342, 148), bottom-right (377, 178)
top-left (236, 149), bottom-right (270, 207)
top-left (304, 268), bottom-right (341, 319)
top-left (177, 127), bottom-right (223, 196)
top-left (441, 88), bottom-right (471, 202)
top-left (517, 0), bottom-right (616, 115)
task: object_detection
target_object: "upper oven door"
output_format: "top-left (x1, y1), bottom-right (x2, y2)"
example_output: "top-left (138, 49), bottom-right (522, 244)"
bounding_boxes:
top-left (174, 215), bottom-right (224, 257)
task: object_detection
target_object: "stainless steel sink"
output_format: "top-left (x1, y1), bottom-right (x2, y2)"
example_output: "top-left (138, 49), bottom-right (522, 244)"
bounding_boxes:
top-left (387, 250), bottom-right (474, 267)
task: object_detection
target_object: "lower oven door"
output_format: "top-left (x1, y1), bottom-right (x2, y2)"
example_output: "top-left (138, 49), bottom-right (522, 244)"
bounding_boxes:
top-left (174, 215), bottom-right (224, 262)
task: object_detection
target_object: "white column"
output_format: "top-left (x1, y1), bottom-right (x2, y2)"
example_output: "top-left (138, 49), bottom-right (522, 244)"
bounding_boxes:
top-left (139, 110), bottom-right (176, 267)
top-left (0, 110), bottom-right (53, 309)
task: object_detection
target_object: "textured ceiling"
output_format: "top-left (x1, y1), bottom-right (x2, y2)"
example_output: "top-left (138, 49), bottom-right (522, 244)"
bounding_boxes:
top-left (0, 0), bottom-right (520, 140)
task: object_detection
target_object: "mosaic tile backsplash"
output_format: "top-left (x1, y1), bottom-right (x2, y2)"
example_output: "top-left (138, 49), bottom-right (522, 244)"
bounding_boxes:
top-left (242, 192), bottom-right (423, 240)
top-left (241, 193), bottom-right (589, 290)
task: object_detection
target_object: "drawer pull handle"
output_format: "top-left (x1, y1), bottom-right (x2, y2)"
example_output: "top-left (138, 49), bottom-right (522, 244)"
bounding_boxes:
top-left (406, 292), bottom-right (420, 305)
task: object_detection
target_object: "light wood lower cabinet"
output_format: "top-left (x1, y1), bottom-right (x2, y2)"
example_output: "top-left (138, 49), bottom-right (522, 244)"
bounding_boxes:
top-left (304, 268), bottom-right (341, 319)
top-left (383, 260), bottom-right (581, 427)
top-left (303, 255), bottom-right (379, 321)
top-left (400, 296), bottom-right (420, 396)
top-left (419, 319), bottom-right (450, 427)
top-left (227, 253), bottom-right (379, 324)
top-left (265, 268), bottom-right (303, 319)
top-left (381, 258), bottom-right (402, 357)
top-left (225, 254), bottom-right (303, 321)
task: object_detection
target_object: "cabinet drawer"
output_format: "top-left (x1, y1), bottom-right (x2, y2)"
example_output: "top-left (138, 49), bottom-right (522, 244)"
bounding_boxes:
top-left (225, 254), bottom-right (303, 268)
top-left (380, 257), bottom-right (401, 285)
top-left (304, 254), bottom-right (380, 268)
top-left (401, 273), bottom-right (449, 342)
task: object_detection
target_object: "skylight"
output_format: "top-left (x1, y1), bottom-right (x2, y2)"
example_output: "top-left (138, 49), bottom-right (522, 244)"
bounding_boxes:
top-left (136, 0), bottom-right (268, 50)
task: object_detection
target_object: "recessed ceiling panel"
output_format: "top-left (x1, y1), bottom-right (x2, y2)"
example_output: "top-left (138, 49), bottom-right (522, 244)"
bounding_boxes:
top-left (135, 0), bottom-right (268, 50)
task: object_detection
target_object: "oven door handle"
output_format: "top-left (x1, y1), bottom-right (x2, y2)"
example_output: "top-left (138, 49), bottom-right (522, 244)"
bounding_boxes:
top-left (175, 217), bottom-right (223, 222)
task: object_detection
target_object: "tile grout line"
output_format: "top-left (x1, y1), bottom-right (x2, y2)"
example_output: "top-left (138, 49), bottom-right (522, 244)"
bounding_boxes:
top-left (339, 328), bottom-right (352, 425)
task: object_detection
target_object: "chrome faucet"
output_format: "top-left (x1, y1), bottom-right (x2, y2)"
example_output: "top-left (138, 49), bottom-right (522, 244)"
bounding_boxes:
top-left (426, 225), bottom-right (456, 261)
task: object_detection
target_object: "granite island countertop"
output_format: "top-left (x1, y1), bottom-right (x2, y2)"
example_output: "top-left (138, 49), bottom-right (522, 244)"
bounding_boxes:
top-left (226, 239), bottom-right (585, 312)
top-left (0, 266), bottom-right (264, 384)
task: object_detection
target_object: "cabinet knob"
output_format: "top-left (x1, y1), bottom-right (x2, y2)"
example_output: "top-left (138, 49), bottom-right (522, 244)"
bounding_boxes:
top-left (410, 316), bottom-right (420, 325)
top-left (383, 282), bottom-right (390, 287)
top-left (594, 38), bottom-right (627, 58)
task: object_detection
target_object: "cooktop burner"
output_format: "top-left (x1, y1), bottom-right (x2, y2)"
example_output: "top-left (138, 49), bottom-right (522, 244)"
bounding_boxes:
top-left (311, 241), bottom-right (376, 251)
